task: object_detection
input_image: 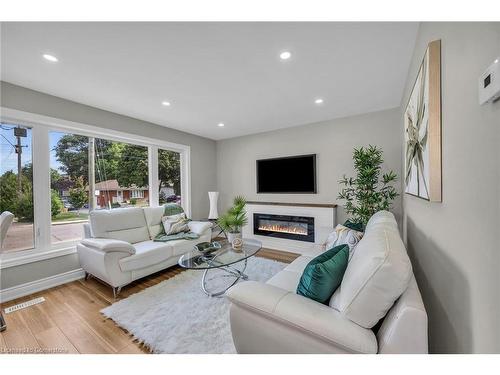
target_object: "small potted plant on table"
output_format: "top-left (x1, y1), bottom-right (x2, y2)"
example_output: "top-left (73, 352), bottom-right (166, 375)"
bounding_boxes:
top-left (217, 196), bottom-right (247, 250)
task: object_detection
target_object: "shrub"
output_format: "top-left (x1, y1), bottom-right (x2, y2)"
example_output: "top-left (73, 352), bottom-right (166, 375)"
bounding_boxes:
top-left (51, 189), bottom-right (63, 218)
top-left (130, 198), bottom-right (137, 205)
top-left (68, 176), bottom-right (87, 215)
top-left (16, 191), bottom-right (34, 221)
top-left (0, 171), bottom-right (19, 214)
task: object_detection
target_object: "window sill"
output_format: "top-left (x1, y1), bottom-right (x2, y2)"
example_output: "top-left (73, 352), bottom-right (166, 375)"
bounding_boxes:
top-left (0, 244), bottom-right (78, 269)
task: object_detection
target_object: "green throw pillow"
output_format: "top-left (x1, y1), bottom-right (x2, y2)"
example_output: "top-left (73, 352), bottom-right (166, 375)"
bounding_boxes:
top-left (344, 220), bottom-right (364, 232)
top-left (163, 203), bottom-right (184, 216)
top-left (296, 244), bottom-right (349, 304)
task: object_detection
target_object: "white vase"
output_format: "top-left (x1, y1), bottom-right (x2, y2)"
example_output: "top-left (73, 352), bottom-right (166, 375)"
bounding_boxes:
top-left (208, 192), bottom-right (219, 219)
top-left (227, 232), bottom-right (243, 250)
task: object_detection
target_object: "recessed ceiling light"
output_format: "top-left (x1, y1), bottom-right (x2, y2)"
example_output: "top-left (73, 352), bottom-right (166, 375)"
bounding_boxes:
top-left (43, 54), bottom-right (58, 62)
top-left (279, 51), bottom-right (292, 60)
top-left (315, 98), bottom-right (324, 105)
top-left (161, 101), bottom-right (171, 106)
top-left (218, 123), bottom-right (225, 127)
top-left (495, 59), bottom-right (499, 64)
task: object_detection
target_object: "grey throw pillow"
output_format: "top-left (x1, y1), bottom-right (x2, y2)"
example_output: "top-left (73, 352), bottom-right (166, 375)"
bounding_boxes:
top-left (324, 224), bottom-right (363, 260)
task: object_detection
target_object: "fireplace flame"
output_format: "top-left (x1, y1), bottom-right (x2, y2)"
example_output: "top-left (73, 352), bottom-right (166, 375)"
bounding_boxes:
top-left (258, 223), bottom-right (308, 236)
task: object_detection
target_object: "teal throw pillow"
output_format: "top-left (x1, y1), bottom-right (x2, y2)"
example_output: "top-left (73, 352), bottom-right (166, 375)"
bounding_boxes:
top-left (296, 244), bottom-right (349, 304)
top-left (344, 220), bottom-right (364, 232)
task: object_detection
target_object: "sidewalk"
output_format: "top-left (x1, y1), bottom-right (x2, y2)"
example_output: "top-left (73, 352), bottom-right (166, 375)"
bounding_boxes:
top-left (2, 221), bottom-right (86, 253)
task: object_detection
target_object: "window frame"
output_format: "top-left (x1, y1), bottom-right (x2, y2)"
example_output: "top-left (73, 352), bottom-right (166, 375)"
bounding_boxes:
top-left (0, 107), bottom-right (191, 269)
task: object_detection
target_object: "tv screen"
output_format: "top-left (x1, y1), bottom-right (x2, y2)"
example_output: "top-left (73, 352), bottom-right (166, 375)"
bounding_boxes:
top-left (257, 154), bottom-right (317, 193)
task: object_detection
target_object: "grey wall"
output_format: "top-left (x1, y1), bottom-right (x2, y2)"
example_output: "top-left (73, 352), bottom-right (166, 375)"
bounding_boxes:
top-left (216, 108), bottom-right (403, 226)
top-left (401, 22), bottom-right (500, 353)
top-left (1, 81), bottom-right (217, 290)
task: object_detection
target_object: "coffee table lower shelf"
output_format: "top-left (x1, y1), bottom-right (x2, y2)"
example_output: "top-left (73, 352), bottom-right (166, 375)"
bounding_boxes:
top-left (178, 239), bottom-right (262, 298)
top-left (201, 258), bottom-right (249, 297)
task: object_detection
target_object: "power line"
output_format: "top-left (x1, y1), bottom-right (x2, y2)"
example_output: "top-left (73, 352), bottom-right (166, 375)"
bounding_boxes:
top-left (1, 134), bottom-right (16, 148)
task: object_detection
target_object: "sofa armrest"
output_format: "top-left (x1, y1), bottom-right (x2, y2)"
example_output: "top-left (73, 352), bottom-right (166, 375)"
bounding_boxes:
top-left (80, 238), bottom-right (136, 255)
top-left (83, 223), bottom-right (92, 239)
top-left (188, 220), bottom-right (213, 235)
top-left (226, 281), bottom-right (377, 354)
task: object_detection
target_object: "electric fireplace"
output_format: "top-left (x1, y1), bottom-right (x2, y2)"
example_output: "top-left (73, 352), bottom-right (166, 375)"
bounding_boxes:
top-left (253, 213), bottom-right (315, 242)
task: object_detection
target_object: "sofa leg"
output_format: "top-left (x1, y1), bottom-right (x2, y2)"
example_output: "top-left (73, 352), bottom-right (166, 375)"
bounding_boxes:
top-left (112, 286), bottom-right (122, 299)
top-left (84, 272), bottom-right (92, 281)
top-left (0, 311), bottom-right (6, 332)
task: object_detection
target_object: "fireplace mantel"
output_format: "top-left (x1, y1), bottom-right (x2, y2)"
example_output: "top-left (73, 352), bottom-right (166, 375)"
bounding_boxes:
top-left (246, 201), bottom-right (337, 208)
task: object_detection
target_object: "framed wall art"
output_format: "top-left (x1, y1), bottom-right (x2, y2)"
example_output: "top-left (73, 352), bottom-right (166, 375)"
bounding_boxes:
top-left (404, 39), bottom-right (442, 202)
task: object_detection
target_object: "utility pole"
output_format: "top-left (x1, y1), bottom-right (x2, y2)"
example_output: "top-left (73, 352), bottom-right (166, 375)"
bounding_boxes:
top-left (88, 137), bottom-right (96, 211)
top-left (14, 126), bottom-right (26, 197)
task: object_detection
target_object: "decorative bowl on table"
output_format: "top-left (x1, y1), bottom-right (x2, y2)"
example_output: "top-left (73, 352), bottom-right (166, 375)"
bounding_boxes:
top-left (194, 241), bottom-right (222, 255)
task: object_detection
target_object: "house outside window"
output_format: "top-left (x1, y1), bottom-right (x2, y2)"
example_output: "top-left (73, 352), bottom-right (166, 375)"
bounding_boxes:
top-left (131, 189), bottom-right (144, 199)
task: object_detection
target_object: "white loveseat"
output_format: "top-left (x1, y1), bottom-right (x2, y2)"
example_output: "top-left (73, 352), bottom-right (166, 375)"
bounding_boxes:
top-left (77, 206), bottom-right (212, 296)
top-left (226, 211), bottom-right (428, 354)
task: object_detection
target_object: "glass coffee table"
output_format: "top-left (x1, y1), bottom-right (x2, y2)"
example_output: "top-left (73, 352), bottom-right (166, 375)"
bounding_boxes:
top-left (178, 239), bottom-right (262, 297)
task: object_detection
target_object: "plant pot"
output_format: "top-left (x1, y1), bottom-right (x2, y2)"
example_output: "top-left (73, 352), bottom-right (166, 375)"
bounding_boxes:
top-left (227, 232), bottom-right (242, 251)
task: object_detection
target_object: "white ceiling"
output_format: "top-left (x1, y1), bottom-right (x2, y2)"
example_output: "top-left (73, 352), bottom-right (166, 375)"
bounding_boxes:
top-left (1, 22), bottom-right (418, 140)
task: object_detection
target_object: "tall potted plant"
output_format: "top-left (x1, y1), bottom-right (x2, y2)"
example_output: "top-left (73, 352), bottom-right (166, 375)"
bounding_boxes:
top-left (337, 145), bottom-right (399, 229)
top-left (217, 196), bottom-right (248, 248)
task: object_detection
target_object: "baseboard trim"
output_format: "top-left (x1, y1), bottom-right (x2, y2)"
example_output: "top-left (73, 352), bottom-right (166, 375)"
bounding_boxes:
top-left (0, 268), bottom-right (85, 303)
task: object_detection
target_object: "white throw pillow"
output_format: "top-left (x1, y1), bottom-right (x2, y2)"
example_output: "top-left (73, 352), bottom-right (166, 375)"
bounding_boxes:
top-left (324, 224), bottom-right (363, 260)
top-left (331, 211), bottom-right (412, 329)
top-left (162, 213), bottom-right (189, 235)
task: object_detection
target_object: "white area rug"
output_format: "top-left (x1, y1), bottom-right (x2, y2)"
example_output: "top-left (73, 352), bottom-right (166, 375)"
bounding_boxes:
top-left (101, 257), bottom-right (286, 353)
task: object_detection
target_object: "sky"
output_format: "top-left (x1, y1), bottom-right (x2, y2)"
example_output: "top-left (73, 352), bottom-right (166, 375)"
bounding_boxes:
top-left (0, 123), bottom-right (64, 175)
top-left (0, 123), bottom-right (33, 174)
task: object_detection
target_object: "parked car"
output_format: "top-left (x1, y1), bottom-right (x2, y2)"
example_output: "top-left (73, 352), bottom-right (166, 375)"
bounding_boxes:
top-left (61, 198), bottom-right (74, 210)
top-left (166, 195), bottom-right (180, 203)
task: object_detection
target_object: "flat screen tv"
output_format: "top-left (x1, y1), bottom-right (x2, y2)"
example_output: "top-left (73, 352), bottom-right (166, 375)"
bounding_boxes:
top-left (257, 154), bottom-right (317, 194)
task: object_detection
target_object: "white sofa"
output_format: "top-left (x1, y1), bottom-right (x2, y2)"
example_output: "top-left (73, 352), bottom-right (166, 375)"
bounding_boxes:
top-left (77, 206), bottom-right (212, 297)
top-left (226, 211), bottom-right (428, 354)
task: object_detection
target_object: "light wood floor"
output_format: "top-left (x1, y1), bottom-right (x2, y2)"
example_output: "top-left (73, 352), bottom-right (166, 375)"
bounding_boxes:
top-left (0, 248), bottom-right (299, 354)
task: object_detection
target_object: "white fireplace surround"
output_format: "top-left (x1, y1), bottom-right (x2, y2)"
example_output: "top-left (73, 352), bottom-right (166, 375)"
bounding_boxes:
top-left (242, 202), bottom-right (337, 255)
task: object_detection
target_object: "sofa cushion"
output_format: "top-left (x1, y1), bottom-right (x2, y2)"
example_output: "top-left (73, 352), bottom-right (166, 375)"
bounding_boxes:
top-left (143, 206), bottom-right (165, 239)
top-left (119, 240), bottom-right (173, 272)
top-left (163, 237), bottom-right (201, 256)
top-left (332, 211), bottom-right (412, 329)
top-left (296, 244), bottom-right (349, 304)
top-left (365, 210), bottom-right (398, 231)
top-left (267, 269), bottom-right (302, 292)
top-left (90, 207), bottom-right (150, 244)
top-left (265, 255), bottom-right (314, 292)
top-left (283, 255), bottom-right (314, 273)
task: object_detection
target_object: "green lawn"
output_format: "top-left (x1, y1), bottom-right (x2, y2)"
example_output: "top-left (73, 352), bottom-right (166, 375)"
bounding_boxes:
top-left (52, 211), bottom-right (89, 222)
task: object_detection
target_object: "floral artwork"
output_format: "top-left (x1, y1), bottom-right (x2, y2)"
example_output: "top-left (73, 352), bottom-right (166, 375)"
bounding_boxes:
top-left (404, 40), bottom-right (441, 201)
